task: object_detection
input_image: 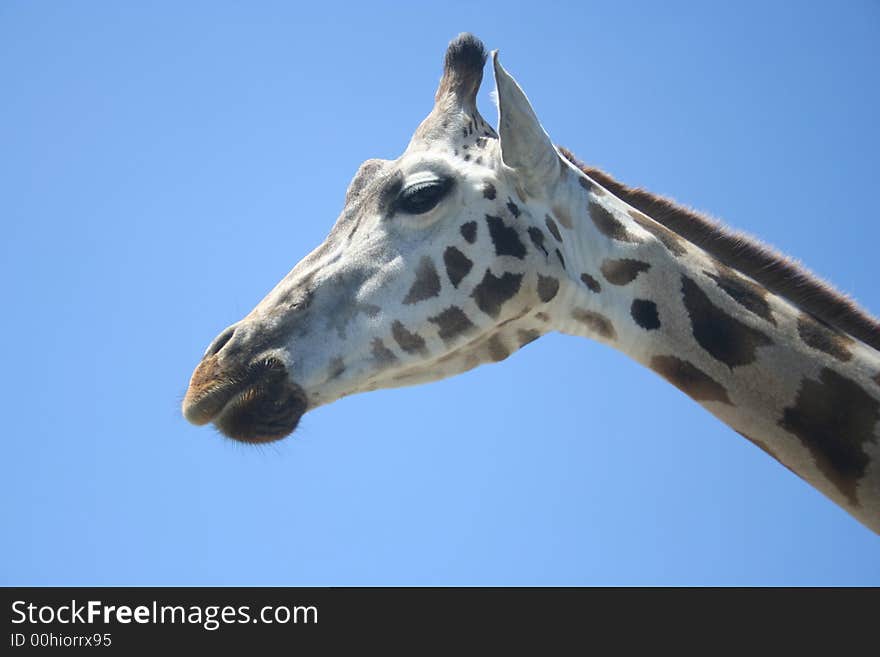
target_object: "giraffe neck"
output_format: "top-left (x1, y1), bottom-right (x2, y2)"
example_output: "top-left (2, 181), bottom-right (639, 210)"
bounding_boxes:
top-left (542, 157), bottom-right (880, 533)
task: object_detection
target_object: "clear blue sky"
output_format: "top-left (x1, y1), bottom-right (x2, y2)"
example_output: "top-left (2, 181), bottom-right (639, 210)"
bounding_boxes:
top-left (2, 1), bottom-right (878, 585)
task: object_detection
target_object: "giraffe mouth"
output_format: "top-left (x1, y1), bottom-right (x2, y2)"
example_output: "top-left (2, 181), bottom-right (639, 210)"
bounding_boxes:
top-left (182, 356), bottom-right (308, 443)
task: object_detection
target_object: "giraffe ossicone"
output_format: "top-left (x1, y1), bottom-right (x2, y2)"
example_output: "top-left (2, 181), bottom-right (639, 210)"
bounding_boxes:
top-left (183, 34), bottom-right (880, 534)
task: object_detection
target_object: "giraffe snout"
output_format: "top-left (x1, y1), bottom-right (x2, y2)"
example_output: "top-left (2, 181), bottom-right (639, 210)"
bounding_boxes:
top-left (182, 325), bottom-right (307, 443)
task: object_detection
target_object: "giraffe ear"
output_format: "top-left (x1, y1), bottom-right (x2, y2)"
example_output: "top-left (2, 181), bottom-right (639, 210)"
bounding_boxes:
top-left (493, 51), bottom-right (560, 191)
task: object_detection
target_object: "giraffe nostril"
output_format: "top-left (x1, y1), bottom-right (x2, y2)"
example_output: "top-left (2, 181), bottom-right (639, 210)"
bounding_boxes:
top-left (204, 325), bottom-right (236, 359)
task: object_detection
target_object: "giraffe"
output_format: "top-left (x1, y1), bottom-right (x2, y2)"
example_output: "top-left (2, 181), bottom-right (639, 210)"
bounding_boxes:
top-left (182, 34), bottom-right (880, 534)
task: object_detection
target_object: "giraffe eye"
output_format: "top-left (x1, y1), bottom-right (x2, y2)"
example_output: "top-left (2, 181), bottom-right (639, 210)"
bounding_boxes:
top-left (397, 177), bottom-right (453, 215)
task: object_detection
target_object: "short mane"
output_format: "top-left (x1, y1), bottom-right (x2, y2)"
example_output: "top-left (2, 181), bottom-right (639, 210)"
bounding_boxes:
top-left (558, 147), bottom-right (880, 353)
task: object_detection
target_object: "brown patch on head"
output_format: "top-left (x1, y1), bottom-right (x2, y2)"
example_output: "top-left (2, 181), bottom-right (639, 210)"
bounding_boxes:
top-left (429, 306), bottom-right (476, 344)
top-left (650, 355), bottom-right (733, 405)
top-left (391, 320), bottom-right (428, 356)
top-left (779, 368), bottom-right (879, 506)
top-left (580, 273), bottom-right (601, 293)
top-left (589, 199), bottom-right (639, 243)
top-left (443, 246), bottom-right (473, 289)
top-left (681, 275), bottom-right (773, 368)
top-left (471, 270), bottom-right (524, 318)
top-left (551, 204), bottom-right (573, 229)
top-left (571, 308), bottom-right (616, 340)
top-left (535, 312), bottom-right (551, 323)
top-left (537, 275), bottom-right (560, 303)
top-left (797, 313), bottom-right (854, 362)
top-left (486, 215), bottom-right (527, 259)
top-left (706, 266), bottom-right (775, 325)
top-left (403, 256), bottom-right (441, 305)
top-left (371, 338), bottom-right (397, 366)
top-left (460, 221), bottom-right (478, 244)
top-left (487, 334), bottom-right (510, 362)
top-left (600, 258), bottom-right (651, 286)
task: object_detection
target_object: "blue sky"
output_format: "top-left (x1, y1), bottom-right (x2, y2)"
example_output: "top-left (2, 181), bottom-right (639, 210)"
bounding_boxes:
top-left (2, 1), bottom-right (878, 585)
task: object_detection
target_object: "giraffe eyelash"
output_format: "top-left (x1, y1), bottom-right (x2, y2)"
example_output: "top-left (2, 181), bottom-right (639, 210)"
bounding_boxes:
top-left (395, 176), bottom-right (454, 216)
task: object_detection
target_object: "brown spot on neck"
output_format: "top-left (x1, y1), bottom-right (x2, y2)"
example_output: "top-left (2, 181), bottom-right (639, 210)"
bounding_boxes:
top-left (627, 208), bottom-right (687, 256)
top-left (571, 308), bottom-right (616, 340)
top-left (706, 264), bottom-right (775, 325)
top-left (600, 258), bottom-right (651, 286)
top-left (558, 146), bottom-right (880, 353)
top-left (681, 275), bottom-right (773, 368)
top-left (797, 313), bottom-right (854, 362)
top-left (779, 368), bottom-right (879, 506)
top-left (589, 199), bottom-right (639, 243)
top-left (650, 355), bottom-right (732, 405)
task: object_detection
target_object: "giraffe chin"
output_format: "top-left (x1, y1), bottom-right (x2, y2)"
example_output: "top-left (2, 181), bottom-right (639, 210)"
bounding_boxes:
top-left (212, 379), bottom-right (307, 444)
top-left (183, 357), bottom-right (308, 444)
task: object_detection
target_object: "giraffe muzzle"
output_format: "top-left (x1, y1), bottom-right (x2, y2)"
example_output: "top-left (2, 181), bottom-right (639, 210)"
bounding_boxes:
top-left (182, 354), bottom-right (307, 443)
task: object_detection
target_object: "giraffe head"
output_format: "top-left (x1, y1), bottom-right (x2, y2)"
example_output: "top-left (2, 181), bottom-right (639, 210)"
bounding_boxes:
top-left (182, 34), bottom-right (575, 442)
